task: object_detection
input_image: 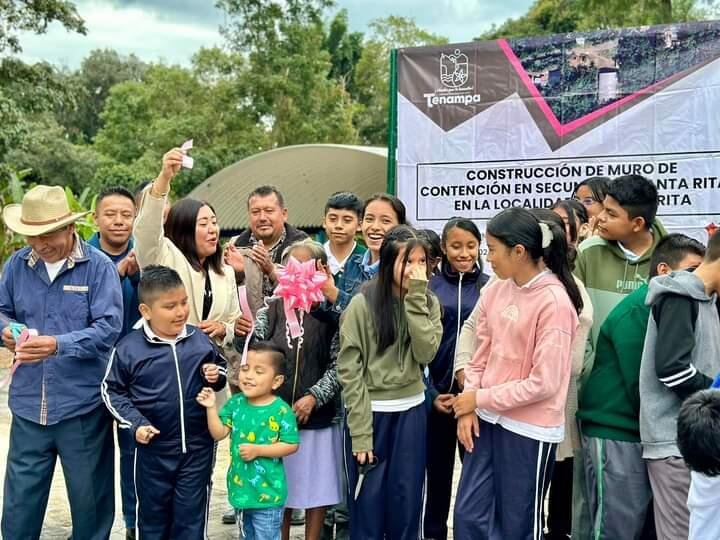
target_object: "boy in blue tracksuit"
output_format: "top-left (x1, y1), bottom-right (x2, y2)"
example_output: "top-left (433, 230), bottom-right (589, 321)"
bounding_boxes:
top-left (102, 265), bottom-right (227, 539)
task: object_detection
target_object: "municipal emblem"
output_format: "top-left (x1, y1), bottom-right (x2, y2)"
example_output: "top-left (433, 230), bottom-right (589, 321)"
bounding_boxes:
top-left (440, 49), bottom-right (469, 88)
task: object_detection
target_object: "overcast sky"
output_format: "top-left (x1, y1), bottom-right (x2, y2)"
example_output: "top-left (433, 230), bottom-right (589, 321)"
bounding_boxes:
top-left (14, 0), bottom-right (533, 68)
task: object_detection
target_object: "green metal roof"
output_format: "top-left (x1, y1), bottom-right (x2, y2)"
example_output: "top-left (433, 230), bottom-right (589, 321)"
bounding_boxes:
top-left (189, 144), bottom-right (388, 232)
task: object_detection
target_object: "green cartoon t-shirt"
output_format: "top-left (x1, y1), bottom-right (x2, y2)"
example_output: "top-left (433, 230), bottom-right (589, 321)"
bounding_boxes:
top-left (219, 394), bottom-right (299, 510)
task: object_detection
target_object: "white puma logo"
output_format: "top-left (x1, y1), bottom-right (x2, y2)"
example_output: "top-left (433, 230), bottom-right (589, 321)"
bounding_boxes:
top-left (501, 305), bottom-right (519, 322)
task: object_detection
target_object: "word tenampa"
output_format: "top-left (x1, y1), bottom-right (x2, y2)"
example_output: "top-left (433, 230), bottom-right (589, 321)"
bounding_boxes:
top-left (423, 92), bottom-right (482, 108)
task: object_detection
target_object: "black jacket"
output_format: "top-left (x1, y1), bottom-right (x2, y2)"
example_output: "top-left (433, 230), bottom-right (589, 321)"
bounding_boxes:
top-left (102, 323), bottom-right (227, 453)
top-left (240, 298), bottom-right (340, 430)
top-left (234, 224), bottom-right (308, 265)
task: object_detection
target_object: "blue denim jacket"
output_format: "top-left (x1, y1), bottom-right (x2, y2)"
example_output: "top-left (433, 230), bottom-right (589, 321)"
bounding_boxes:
top-left (324, 250), bottom-right (374, 317)
top-left (0, 238), bottom-right (123, 425)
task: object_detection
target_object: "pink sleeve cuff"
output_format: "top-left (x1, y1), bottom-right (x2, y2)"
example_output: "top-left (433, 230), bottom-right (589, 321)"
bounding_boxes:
top-left (475, 388), bottom-right (490, 409)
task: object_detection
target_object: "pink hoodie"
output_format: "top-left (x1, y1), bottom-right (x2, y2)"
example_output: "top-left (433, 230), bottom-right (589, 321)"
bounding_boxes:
top-left (465, 272), bottom-right (579, 428)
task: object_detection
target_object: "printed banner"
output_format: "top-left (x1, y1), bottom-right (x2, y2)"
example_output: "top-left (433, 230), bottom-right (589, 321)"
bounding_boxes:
top-left (396, 21), bottom-right (720, 241)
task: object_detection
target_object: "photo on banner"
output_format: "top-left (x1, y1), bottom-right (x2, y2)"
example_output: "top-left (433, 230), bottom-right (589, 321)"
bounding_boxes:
top-left (392, 21), bottom-right (720, 258)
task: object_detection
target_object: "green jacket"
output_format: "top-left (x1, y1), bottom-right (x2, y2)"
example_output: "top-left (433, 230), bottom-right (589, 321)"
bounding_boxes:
top-left (577, 284), bottom-right (649, 442)
top-left (575, 220), bottom-right (666, 383)
top-left (337, 279), bottom-right (442, 452)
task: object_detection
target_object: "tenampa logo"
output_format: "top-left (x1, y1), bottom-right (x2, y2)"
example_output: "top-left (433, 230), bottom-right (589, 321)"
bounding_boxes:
top-left (424, 49), bottom-right (481, 109)
top-left (441, 49), bottom-right (469, 88)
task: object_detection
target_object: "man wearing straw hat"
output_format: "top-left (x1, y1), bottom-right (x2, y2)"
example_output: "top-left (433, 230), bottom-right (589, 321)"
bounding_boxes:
top-left (0, 185), bottom-right (123, 540)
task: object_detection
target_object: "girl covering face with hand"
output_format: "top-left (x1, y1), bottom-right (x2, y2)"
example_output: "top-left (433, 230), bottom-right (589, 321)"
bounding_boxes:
top-left (337, 225), bottom-right (442, 540)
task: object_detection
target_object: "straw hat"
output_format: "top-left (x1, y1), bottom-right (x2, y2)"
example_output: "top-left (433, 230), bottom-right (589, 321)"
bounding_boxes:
top-left (2, 185), bottom-right (89, 236)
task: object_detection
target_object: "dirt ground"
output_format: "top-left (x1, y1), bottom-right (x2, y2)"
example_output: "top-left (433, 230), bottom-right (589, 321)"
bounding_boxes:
top-left (0, 349), bottom-right (459, 539)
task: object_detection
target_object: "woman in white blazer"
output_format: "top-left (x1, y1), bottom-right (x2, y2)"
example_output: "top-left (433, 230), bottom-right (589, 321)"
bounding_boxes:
top-left (134, 147), bottom-right (241, 347)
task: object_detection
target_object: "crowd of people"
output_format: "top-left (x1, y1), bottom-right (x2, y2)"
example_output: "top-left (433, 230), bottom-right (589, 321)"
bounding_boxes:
top-left (0, 145), bottom-right (719, 540)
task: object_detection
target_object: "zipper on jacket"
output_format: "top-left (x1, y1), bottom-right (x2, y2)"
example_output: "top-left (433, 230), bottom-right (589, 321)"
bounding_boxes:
top-left (171, 343), bottom-right (187, 453)
top-left (450, 272), bottom-right (465, 388)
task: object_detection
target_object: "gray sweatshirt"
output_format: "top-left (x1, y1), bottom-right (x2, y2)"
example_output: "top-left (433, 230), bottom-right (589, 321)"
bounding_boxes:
top-left (639, 271), bottom-right (720, 459)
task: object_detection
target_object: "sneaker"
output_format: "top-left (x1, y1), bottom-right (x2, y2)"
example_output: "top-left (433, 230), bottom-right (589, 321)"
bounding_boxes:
top-left (222, 509), bottom-right (236, 524)
top-left (291, 508), bottom-right (305, 526)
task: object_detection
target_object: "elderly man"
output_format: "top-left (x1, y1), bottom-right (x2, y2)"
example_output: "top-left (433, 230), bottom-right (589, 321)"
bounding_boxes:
top-left (0, 185), bottom-right (123, 540)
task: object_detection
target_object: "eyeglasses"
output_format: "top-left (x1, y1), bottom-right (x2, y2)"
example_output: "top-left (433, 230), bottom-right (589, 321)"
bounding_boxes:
top-left (573, 196), bottom-right (597, 207)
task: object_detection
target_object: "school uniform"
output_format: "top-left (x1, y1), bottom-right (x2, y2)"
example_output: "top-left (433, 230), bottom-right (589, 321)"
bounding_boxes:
top-left (453, 273), bottom-right (578, 540)
top-left (338, 279), bottom-right (442, 540)
top-left (424, 264), bottom-right (487, 540)
top-left (102, 322), bottom-right (227, 539)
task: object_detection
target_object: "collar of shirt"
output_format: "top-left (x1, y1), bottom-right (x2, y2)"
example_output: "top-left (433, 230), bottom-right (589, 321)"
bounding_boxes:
top-left (617, 241), bottom-right (642, 262)
top-left (325, 241), bottom-right (357, 275)
top-left (361, 249), bottom-right (380, 277)
top-left (26, 233), bottom-right (86, 271)
top-left (140, 319), bottom-right (189, 344)
top-left (519, 269), bottom-right (552, 289)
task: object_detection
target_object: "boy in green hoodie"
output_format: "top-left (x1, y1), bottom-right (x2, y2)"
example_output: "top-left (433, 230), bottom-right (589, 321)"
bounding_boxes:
top-left (577, 234), bottom-right (705, 540)
top-left (575, 174), bottom-right (666, 377)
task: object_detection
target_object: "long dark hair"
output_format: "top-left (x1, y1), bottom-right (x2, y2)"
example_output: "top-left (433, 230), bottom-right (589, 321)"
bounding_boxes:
top-left (363, 225), bottom-right (434, 353)
top-left (362, 193), bottom-right (407, 225)
top-left (575, 176), bottom-right (610, 203)
top-left (531, 208), bottom-right (578, 272)
top-left (487, 207), bottom-right (582, 314)
top-left (550, 199), bottom-right (588, 245)
top-left (164, 198), bottom-right (224, 275)
top-left (441, 217), bottom-right (484, 273)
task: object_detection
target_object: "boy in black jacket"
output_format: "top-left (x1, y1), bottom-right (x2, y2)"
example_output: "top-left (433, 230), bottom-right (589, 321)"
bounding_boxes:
top-left (102, 265), bottom-right (227, 539)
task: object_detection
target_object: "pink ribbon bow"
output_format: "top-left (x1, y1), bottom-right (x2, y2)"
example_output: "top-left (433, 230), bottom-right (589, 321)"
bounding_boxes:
top-left (273, 257), bottom-right (327, 342)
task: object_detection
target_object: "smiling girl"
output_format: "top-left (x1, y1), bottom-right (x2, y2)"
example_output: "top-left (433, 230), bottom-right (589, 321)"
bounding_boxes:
top-left (451, 207), bottom-right (582, 540)
top-left (338, 225), bottom-right (442, 540)
top-left (424, 218), bottom-right (489, 540)
top-left (359, 193), bottom-right (406, 278)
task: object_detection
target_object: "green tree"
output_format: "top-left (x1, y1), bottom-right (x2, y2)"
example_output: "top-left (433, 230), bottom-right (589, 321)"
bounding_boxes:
top-left (354, 16), bottom-right (447, 145)
top-left (478, 0), bottom-right (719, 40)
top-left (59, 49), bottom-right (147, 143)
top-left (324, 10), bottom-right (364, 96)
top-left (92, 51), bottom-right (267, 196)
top-left (219, 0), bottom-right (359, 146)
top-left (4, 115), bottom-right (102, 193)
top-left (0, 58), bottom-right (77, 160)
top-left (0, 0), bottom-right (86, 53)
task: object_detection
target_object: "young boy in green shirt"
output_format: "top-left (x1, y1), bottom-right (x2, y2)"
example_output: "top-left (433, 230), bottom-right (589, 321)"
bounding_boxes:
top-left (198, 341), bottom-right (299, 540)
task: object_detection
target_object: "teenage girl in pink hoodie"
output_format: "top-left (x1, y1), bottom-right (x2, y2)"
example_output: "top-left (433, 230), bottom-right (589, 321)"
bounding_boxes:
top-left (451, 207), bottom-right (582, 540)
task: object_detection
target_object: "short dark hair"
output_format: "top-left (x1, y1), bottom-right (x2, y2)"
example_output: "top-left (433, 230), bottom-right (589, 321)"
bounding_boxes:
top-left (164, 198), bottom-right (224, 275)
top-left (705, 230), bottom-right (720, 263)
top-left (139, 265), bottom-right (185, 305)
top-left (677, 389), bottom-right (720, 477)
top-left (96, 186), bottom-right (136, 209)
top-left (649, 234), bottom-right (705, 277)
top-left (324, 191), bottom-right (363, 219)
top-left (606, 175), bottom-right (659, 230)
top-left (362, 193), bottom-right (407, 225)
top-left (247, 186), bottom-right (285, 209)
top-left (248, 341), bottom-right (288, 377)
top-left (575, 176), bottom-right (611, 203)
